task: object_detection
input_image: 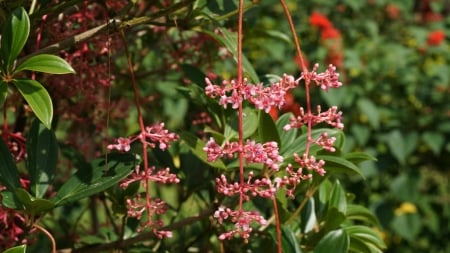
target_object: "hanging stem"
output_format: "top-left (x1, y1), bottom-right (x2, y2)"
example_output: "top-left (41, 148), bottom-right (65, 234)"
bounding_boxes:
top-left (237, 0), bottom-right (245, 211)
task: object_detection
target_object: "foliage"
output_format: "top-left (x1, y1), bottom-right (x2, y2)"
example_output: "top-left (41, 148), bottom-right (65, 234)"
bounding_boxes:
top-left (0, 0), bottom-right (447, 253)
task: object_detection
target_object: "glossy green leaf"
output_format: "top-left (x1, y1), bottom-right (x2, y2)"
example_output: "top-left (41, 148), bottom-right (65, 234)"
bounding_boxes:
top-left (329, 180), bottom-right (347, 214)
top-left (317, 155), bottom-right (365, 178)
top-left (201, 28), bottom-right (260, 83)
top-left (14, 54), bottom-right (75, 74)
top-left (322, 207), bottom-right (346, 231)
top-left (13, 79), bottom-right (53, 129)
top-left (27, 119), bottom-right (58, 198)
top-left (15, 188), bottom-right (55, 216)
top-left (301, 198), bottom-right (317, 233)
top-left (277, 113), bottom-right (297, 152)
top-left (346, 204), bottom-right (380, 226)
top-left (281, 129), bottom-right (342, 159)
top-left (52, 153), bottom-right (140, 206)
top-left (391, 213), bottom-right (422, 242)
top-left (314, 229), bottom-right (349, 253)
top-left (280, 225), bottom-right (302, 253)
top-left (0, 7), bottom-right (30, 71)
top-left (0, 80), bottom-right (8, 107)
top-left (259, 110), bottom-right (281, 144)
top-left (344, 225), bottom-right (387, 249)
top-left (3, 244), bottom-right (27, 253)
top-left (343, 152), bottom-right (377, 164)
top-left (180, 132), bottom-right (227, 170)
top-left (0, 138), bottom-right (21, 192)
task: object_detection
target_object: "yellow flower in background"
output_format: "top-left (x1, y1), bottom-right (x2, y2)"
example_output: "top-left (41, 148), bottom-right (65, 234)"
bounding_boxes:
top-left (394, 202), bottom-right (418, 216)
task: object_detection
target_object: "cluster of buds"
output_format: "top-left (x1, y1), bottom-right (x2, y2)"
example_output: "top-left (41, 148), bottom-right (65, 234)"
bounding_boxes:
top-left (107, 123), bottom-right (179, 237)
top-left (205, 63), bottom-right (344, 241)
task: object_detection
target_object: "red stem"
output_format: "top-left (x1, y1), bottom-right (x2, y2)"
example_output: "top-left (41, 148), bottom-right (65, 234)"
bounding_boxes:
top-left (237, 0), bottom-right (245, 211)
top-left (272, 197), bottom-right (283, 253)
top-left (278, 0), bottom-right (313, 155)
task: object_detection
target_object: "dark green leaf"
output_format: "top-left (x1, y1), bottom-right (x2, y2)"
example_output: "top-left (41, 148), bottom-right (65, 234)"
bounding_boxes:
top-left (258, 110), bottom-right (281, 144)
top-left (422, 131), bottom-right (444, 155)
top-left (279, 225), bottom-right (302, 253)
top-left (52, 153), bottom-right (140, 206)
top-left (3, 245), bottom-right (27, 253)
top-left (0, 7), bottom-right (30, 71)
top-left (180, 132), bottom-right (227, 170)
top-left (0, 138), bottom-right (21, 192)
top-left (180, 64), bottom-right (206, 86)
top-left (27, 119), bottom-right (58, 198)
top-left (343, 152), bottom-right (377, 164)
top-left (317, 155), bottom-right (365, 178)
top-left (15, 188), bottom-right (54, 216)
top-left (314, 229), bottom-right (349, 253)
top-left (301, 198), bottom-right (317, 233)
top-left (329, 180), bottom-right (347, 214)
top-left (276, 113), bottom-right (297, 152)
top-left (13, 79), bottom-right (53, 129)
top-left (14, 54), bottom-right (75, 74)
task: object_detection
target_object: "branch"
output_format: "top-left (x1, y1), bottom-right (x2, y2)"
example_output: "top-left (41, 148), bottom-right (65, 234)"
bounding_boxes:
top-left (21, 0), bottom-right (195, 61)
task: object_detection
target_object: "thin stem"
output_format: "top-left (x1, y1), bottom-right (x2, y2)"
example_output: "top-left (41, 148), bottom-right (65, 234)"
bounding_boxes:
top-left (237, 0), bottom-right (245, 211)
top-left (272, 197), bottom-right (283, 253)
top-left (286, 184), bottom-right (319, 224)
top-left (278, 0), bottom-right (307, 72)
top-left (34, 224), bottom-right (56, 253)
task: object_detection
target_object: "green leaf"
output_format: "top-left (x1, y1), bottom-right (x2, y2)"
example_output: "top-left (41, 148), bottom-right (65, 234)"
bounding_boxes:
top-left (180, 132), bottom-right (227, 170)
top-left (52, 153), bottom-right (140, 206)
top-left (317, 155), bottom-right (365, 178)
top-left (3, 245), bottom-right (27, 253)
top-left (329, 180), bottom-right (347, 214)
top-left (314, 229), bottom-right (349, 253)
top-left (201, 28), bottom-right (260, 83)
top-left (422, 131), bottom-right (445, 155)
top-left (343, 152), bottom-right (377, 164)
top-left (0, 7), bottom-right (30, 71)
top-left (0, 80), bottom-right (8, 107)
top-left (301, 198), bottom-right (317, 233)
top-left (391, 213), bottom-right (422, 242)
top-left (27, 119), bottom-right (58, 198)
top-left (0, 138), bottom-right (21, 192)
top-left (180, 64), bottom-right (206, 86)
top-left (280, 225), bottom-right (302, 253)
top-left (277, 113), bottom-right (297, 152)
top-left (14, 54), bottom-right (75, 74)
top-left (346, 204), bottom-right (380, 226)
top-left (15, 188), bottom-right (55, 216)
top-left (12, 79), bottom-right (53, 129)
top-left (258, 110), bottom-right (281, 144)
top-left (344, 225), bottom-right (386, 249)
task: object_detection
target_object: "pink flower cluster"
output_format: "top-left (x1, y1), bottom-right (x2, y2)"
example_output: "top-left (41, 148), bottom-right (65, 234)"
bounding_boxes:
top-left (283, 105), bottom-right (343, 131)
top-left (214, 207), bottom-right (267, 243)
top-left (107, 123), bottom-right (179, 152)
top-left (205, 74), bottom-right (298, 112)
top-left (204, 139), bottom-right (283, 170)
top-left (301, 63), bottom-right (342, 91)
top-left (216, 172), bottom-right (277, 200)
top-left (107, 123), bottom-right (179, 238)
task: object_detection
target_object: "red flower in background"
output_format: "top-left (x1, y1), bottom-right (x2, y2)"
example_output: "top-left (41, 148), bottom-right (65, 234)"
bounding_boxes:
top-left (321, 27), bottom-right (341, 40)
top-left (309, 12), bottom-right (333, 30)
top-left (427, 30), bottom-right (446, 46)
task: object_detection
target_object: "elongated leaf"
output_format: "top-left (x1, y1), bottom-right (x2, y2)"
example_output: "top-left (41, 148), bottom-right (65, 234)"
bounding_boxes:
top-left (27, 119), bottom-right (58, 198)
top-left (277, 113), bottom-right (297, 152)
top-left (316, 155), bottom-right (365, 178)
top-left (180, 132), bottom-right (227, 170)
top-left (0, 7), bottom-right (30, 71)
top-left (280, 225), bottom-right (302, 253)
top-left (329, 180), bottom-right (347, 214)
top-left (259, 110), bottom-right (281, 144)
top-left (15, 54), bottom-right (75, 74)
top-left (201, 28), bottom-right (260, 83)
top-left (343, 152), bottom-right (376, 164)
top-left (52, 153), bottom-right (140, 206)
top-left (346, 204), bottom-right (380, 226)
top-left (0, 138), bottom-right (21, 192)
top-left (344, 225), bottom-right (386, 249)
top-left (0, 81), bottom-right (8, 107)
top-left (13, 79), bottom-right (53, 129)
top-left (314, 229), bottom-right (349, 253)
top-left (3, 245), bottom-right (27, 253)
top-left (15, 188), bottom-right (55, 216)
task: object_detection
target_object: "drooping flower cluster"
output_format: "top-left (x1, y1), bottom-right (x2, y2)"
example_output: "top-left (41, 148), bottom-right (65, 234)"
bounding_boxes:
top-left (205, 63), bottom-right (344, 241)
top-left (205, 74), bottom-right (298, 113)
top-left (107, 123), bottom-right (179, 237)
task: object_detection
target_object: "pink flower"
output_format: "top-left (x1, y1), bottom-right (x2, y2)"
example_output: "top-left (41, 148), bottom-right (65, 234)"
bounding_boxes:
top-left (107, 137), bottom-right (131, 152)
